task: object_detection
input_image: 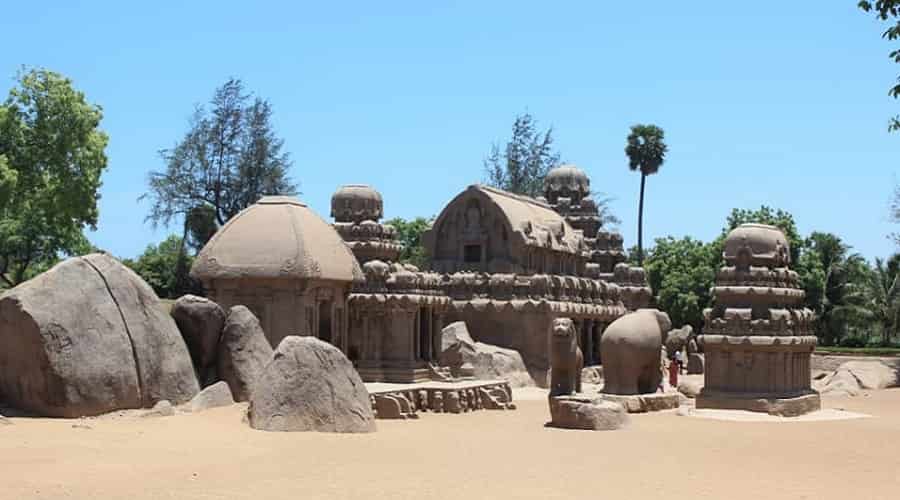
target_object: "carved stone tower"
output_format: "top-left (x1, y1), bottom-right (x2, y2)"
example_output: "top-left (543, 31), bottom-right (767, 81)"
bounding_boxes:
top-left (697, 223), bottom-right (819, 416)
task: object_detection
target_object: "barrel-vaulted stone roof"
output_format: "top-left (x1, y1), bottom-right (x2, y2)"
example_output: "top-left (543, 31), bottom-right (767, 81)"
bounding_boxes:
top-left (429, 184), bottom-right (585, 255)
top-left (191, 196), bottom-right (364, 283)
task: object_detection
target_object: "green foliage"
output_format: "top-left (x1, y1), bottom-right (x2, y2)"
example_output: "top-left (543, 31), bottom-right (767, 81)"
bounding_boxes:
top-left (483, 113), bottom-right (560, 198)
top-left (0, 68), bottom-right (108, 286)
top-left (143, 78), bottom-right (297, 229)
top-left (859, 1), bottom-right (900, 130)
top-left (856, 254), bottom-right (900, 346)
top-left (385, 216), bottom-right (432, 269)
top-left (798, 232), bottom-right (873, 346)
top-left (643, 236), bottom-right (717, 330)
top-left (625, 124), bottom-right (668, 177)
top-left (123, 235), bottom-right (198, 299)
top-left (641, 206), bottom-right (876, 346)
top-left (716, 206), bottom-right (803, 265)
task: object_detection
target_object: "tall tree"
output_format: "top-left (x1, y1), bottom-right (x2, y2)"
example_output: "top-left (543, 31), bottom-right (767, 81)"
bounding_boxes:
top-left (484, 113), bottom-right (560, 198)
top-left (798, 232), bottom-right (872, 345)
top-left (861, 254), bottom-right (900, 346)
top-left (0, 68), bottom-right (108, 286)
top-left (859, 1), bottom-right (900, 130)
top-left (625, 124), bottom-right (668, 266)
top-left (143, 78), bottom-right (297, 229)
top-left (123, 235), bottom-right (200, 299)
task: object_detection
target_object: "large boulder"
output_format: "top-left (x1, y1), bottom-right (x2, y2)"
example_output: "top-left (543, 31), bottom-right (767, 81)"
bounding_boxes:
top-left (814, 360), bottom-right (899, 396)
top-left (248, 336), bottom-right (375, 433)
top-left (0, 253), bottom-right (199, 417)
top-left (217, 306), bottom-right (273, 402)
top-left (170, 295), bottom-right (226, 385)
top-left (439, 322), bottom-right (533, 387)
top-left (838, 360), bottom-right (899, 389)
top-left (548, 395), bottom-right (629, 431)
top-left (441, 321), bottom-right (475, 352)
top-left (188, 381), bottom-right (234, 412)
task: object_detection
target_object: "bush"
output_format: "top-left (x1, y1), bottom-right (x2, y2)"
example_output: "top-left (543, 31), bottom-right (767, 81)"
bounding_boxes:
top-left (839, 336), bottom-right (867, 348)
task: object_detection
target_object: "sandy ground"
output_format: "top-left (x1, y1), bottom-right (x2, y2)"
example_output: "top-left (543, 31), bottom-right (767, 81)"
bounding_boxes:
top-left (3, 390), bottom-right (900, 500)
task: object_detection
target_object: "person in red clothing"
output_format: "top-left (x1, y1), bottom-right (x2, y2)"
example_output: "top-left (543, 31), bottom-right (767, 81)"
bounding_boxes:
top-left (668, 355), bottom-right (679, 388)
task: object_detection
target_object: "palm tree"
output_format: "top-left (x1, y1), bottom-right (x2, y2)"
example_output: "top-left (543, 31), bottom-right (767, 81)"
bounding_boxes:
top-left (864, 255), bottom-right (900, 346)
top-left (625, 124), bottom-right (668, 266)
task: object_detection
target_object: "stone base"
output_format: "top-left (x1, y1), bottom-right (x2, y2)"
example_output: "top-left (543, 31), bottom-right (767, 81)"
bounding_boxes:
top-left (548, 395), bottom-right (629, 431)
top-left (357, 366), bottom-right (431, 384)
top-left (367, 380), bottom-right (515, 419)
top-left (696, 390), bottom-right (821, 417)
top-left (599, 392), bottom-right (681, 413)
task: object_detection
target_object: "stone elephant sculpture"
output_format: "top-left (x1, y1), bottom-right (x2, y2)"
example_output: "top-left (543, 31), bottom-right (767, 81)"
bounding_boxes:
top-left (664, 325), bottom-right (693, 359)
top-left (549, 318), bottom-right (583, 397)
top-left (601, 309), bottom-right (672, 395)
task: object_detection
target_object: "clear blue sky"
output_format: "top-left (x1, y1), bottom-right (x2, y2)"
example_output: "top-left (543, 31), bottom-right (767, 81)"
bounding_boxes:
top-left (2, 2), bottom-right (898, 261)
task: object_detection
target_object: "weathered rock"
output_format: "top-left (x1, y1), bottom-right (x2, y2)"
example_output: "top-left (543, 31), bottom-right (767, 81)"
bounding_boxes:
top-left (599, 392), bottom-right (680, 413)
top-left (189, 381), bottom-right (234, 412)
top-left (838, 361), bottom-right (899, 390)
top-left (814, 370), bottom-right (862, 397)
top-left (171, 295), bottom-right (226, 385)
top-left (218, 306), bottom-right (274, 402)
top-left (678, 377), bottom-right (704, 399)
top-left (0, 253), bottom-right (199, 418)
top-left (441, 321), bottom-right (475, 352)
top-left (548, 395), bottom-right (629, 431)
top-left (248, 336), bottom-right (375, 433)
top-left (140, 400), bottom-right (176, 418)
top-left (440, 322), bottom-right (533, 387)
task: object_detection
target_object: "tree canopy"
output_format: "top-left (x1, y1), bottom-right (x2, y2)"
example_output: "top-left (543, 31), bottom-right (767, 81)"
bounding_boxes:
top-left (859, 1), bottom-right (900, 130)
top-left (123, 235), bottom-right (200, 299)
top-left (143, 78), bottom-right (297, 230)
top-left (484, 113), bottom-right (560, 198)
top-left (0, 68), bottom-right (108, 286)
top-left (385, 216), bottom-right (432, 269)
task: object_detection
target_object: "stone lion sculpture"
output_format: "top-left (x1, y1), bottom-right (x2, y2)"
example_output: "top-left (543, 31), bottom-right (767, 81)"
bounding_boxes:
top-left (549, 317), bottom-right (583, 397)
top-left (600, 309), bottom-right (672, 395)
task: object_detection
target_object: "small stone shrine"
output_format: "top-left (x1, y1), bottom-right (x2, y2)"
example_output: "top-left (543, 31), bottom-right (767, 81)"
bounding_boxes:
top-left (331, 185), bottom-right (450, 383)
top-left (697, 223), bottom-right (819, 416)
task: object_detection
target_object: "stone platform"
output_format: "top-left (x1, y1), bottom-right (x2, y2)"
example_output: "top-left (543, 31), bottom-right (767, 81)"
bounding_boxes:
top-left (599, 392), bottom-right (681, 413)
top-left (696, 390), bottom-right (821, 418)
top-left (366, 380), bottom-right (515, 419)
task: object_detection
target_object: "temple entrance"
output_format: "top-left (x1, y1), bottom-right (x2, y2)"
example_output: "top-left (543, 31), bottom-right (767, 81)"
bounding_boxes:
top-left (419, 307), bottom-right (431, 361)
top-left (318, 300), bottom-right (333, 344)
top-left (464, 244), bottom-right (481, 263)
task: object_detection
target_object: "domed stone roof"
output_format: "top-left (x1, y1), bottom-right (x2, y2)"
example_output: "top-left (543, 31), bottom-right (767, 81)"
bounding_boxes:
top-left (723, 223), bottom-right (790, 268)
top-left (191, 196), bottom-right (364, 282)
top-left (331, 184), bottom-right (383, 223)
top-left (544, 164), bottom-right (591, 199)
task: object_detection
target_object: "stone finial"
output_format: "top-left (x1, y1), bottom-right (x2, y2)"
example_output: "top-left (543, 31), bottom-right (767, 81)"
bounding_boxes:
top-left (543, 164), bottom-right (591, 204)
top-left (331, 184), bottom-right (384, 223)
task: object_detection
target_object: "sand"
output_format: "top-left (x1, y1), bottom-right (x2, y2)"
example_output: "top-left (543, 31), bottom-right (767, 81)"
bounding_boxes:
top-left (3, 390), bottom-right (900, 500)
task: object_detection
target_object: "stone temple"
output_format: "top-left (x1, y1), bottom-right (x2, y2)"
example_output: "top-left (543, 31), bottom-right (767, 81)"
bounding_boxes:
top-left (192, 164), bottom-right (650, 391)
top-left (696, 223), bottom-right (819, 416)
top-left (423, 164), bottom-right (651, 384)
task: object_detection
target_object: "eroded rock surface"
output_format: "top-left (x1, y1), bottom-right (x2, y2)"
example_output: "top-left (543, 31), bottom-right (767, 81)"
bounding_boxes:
top-left (218, 306), bottom-right (273, 402)
top-left (0, 253), bottom-right (199, 417)
top-left (439, 322), bottom-right (533, 387)
top-left (171, 295), bottom-right (226, 385)
top-left (248, 336), bottom-right (375, 433)
top-left (189, 381), bottom-right (235, 412)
